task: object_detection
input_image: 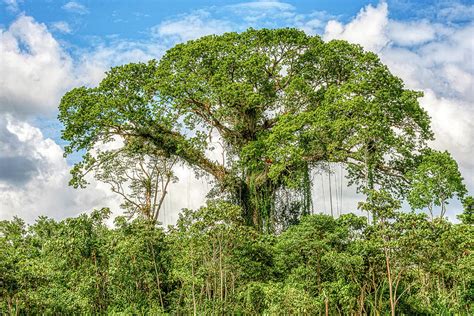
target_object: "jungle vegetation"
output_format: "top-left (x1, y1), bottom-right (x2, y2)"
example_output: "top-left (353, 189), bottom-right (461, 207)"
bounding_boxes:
top-left (1, 28), bottom-right (472, 315)
top-left (1, 203), bottom-right (473, 315)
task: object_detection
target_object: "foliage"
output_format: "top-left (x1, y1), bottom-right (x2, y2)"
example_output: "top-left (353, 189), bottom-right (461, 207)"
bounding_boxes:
top-left (407, 150), bottom-right (467, 219)
top-left (459, 196), bottom-right (474, 224)
top-left (167, 201), bottom-right (273, 314)
top-left (59, 28), bottom-right (434, 231)
top-left (0, 209), bottom-right (169, 314)
top-left (94, 146), bottom-right (178, 221)
top-left (1, 203), bottom-right (472, 315)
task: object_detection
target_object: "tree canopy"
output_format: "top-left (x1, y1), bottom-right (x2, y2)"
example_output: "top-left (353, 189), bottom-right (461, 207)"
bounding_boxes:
top-left (2, 204), bottom-right (472, 314)
top-left (59, 28), bottom-right (435, 230)
top-left (407, 149), bottom-right (466, 219)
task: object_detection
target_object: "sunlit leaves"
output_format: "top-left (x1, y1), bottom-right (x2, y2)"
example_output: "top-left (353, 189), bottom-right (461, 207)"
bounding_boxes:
top-left (407, 150), bottom-right (467, 218)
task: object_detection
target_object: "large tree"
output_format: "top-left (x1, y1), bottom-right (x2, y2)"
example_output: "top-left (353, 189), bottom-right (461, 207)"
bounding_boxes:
top-left (59, 28), bottom-right (433, 230)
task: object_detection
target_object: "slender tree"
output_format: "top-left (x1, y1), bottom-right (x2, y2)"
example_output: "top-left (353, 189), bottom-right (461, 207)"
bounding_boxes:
top-left (407, 149), bottom-right (466, 219)
top-left (459, 196), bottom-right (474, 224)
top-left (93, 143), bottom-right (178, 222)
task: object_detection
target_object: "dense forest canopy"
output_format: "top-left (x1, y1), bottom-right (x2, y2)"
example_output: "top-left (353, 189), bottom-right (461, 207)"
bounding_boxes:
top-left (1, 204), bottom-right (473, 314)
top-left (57, 28), bottom-right (457, 231)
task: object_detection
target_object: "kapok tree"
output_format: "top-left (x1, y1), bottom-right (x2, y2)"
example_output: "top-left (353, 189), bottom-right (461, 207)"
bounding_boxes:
top-left (59, 28), bottom-right (433, 231)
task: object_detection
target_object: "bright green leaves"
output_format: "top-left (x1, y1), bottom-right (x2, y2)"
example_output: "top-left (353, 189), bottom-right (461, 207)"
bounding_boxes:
top-left (60, 61), bottom-right (164, 153)
top-left (107, 217), bottom-right (169, 313)
top-left (459, 196), bottom-right (474, 224)
top-left (59, 59), bottom-right (227, 195)
top-left (274, 214), bottom-right (367, 313)
top-left (359, 189), bottom-right (401, 221)
top-left (58, 60), bottom-right (219, 211)
top-left (261, 38), bottom-right (433, 199)
top-left (155, 28), bottom-right (314, 147)
top-left (0, 210), bottom-right (170, 314)
top-left (2, 205), bottom-right (473, 314)
top-left (168, 201), bottom-right (268, 313)
top-left (58, 27), bottom-right (457, 230)
top-left (407, 150), bottom-right (467, 218)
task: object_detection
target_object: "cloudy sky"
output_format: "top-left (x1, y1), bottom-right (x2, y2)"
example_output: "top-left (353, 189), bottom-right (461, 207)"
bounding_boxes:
top-left (1, 0), bottom-right (473, 224)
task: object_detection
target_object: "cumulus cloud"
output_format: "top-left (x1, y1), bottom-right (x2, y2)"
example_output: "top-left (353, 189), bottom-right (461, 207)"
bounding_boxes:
top-left (0, 113), bottom-right (208, 224)
top-left (230, 0), bottom-right (294, 11)
top-left (152, 1), bottom-right (332, 43)
top-left (227, 0), bottom-right (295, 24)
top-left (295, 11), bottom-right (334, 35)
top-left (0, 115), bottom-right (121, 223)
top-left (0, 15), bottom-right (172, 222)
top-left (0, 119), bottom-right (38, 186)
top-left (76, 40), bottom-right (167, 86)
top-left (437, 1), bottom-right (474, 22)
top-left (420, 91), bottom-right (474, 171)
top-left (388, 20), bottom-right (437, 46)
top-left (324, 2), bottom-right (389, 52)
top-left (62, 1), bottom-right (88, 15)
top-left (0, 16), bottom-right (74, 117)
top-left (0, 15), bottom-right (167, 117)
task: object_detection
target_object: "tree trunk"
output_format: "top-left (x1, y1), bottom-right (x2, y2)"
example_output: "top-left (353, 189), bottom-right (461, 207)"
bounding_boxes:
top-left (231, 165), bottom-right (311, 231)
top-left (149, 241), bottom-right (165, 310)
top-left (233, 177), bottom-right (270, 230)
top-left (385, 246), bottom-right (395, 316)
top-left (325, 296), bottom-right (329, 316)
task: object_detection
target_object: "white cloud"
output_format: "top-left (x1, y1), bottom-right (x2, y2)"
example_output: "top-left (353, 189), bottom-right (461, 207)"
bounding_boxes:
top-left (0, 115), bottom-right (121, 223)
top-left (442, 64), bottom-right (473, 100)
top-left (437, 2), bottom-right (474, 22)
top-left (62, 1), bottom-right (88, 15)
top-left (153, 10), bottom-right (233, 43)
top-left (324, 2), bottom-right (389, 52)
top-left (3, 0), bottom-right (22, 13)
top-left (0, 15), bottom-right (167, 117)
top-left (0, 16), bottom-right (75, 117)
top-left (227, 0), bottom-right (295, 24)
top-left (51, 21), bottom-right (72, 34)
top-left (230, 0), bottom-right (294, 12)
top-left (388, 20), bottom-right (436, 46)
top-left (296, 12), bottom-right (329, 35)
top-left (0, 15), bottom-right (171, 222)
top-left (0, 113), bottom-right (208, 224)
top-left (152, 2), bottom-right (333, 44)
top-left (420, 90), bottom-right (474, 170)
top-left (159, 166), bottom-right (210, 225)
top-left (76, 40), bottom-right (167, 86)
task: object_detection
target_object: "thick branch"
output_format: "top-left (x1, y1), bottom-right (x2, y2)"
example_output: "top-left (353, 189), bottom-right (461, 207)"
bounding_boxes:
top-left (135, 125), bottom-right (230, 183)
top-left (184, 98), bottom-right (236, 140)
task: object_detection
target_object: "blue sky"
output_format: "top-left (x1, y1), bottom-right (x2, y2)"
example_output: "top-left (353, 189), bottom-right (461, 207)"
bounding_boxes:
top-left (2, 1), bottom-right (381, 39)
top-left (1, 0), bottom-right (473, 223)
top-left (2, 1), bottom-right (472, 44)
